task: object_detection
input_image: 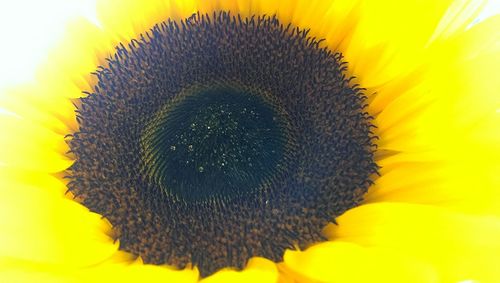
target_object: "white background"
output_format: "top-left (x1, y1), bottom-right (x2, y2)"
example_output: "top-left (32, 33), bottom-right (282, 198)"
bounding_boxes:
top-left (0, 0), bottom-right (498, 91)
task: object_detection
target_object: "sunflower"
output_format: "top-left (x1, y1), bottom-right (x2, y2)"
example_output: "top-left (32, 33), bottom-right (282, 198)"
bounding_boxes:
top-left (1, 0), bottom-right (500, 282)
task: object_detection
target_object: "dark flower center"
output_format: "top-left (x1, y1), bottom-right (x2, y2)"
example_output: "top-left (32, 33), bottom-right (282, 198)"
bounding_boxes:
top-left (141, 87), bottom-right (291, 201)
top-left (67, 12), bottom-right (378, 277)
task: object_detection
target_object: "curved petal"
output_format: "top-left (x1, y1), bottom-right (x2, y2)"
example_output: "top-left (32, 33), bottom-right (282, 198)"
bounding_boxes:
top-left (0, 257), bottom-right (198, 283)
top-left (0, 167), bottom-right (118, 267)
top-left (0, 115), bottom-right (72, 172)
top-left (325, 203), bottom-right (500, 282)
top-left (368, 16), bottom-right (500, 215)
top-left (281, 241), bottom-right (438, 283)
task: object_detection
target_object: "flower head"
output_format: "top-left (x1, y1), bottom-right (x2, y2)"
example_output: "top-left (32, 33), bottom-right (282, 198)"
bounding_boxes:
top-left (1, 0), bottom-right (499, 282)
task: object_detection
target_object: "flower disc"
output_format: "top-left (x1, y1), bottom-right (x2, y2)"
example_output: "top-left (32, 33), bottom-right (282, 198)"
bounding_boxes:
top-left (68, 12), bottom-right (377, 276)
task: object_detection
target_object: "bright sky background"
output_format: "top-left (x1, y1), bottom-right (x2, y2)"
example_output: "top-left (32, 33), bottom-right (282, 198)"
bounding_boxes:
top-left (0, 0), bottom-right (498, 91)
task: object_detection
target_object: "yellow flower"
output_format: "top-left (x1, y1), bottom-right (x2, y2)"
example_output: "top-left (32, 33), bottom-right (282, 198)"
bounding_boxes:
top-left (1, 0), bottom-right (500, 282)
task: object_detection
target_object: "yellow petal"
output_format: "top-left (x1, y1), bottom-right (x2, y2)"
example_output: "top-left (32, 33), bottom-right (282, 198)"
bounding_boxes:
top-left (367, 16), bottom-right (500, 215)
top-left (0, 167), bottom-right (118, 266)
top-left (375, 17), bottom-right (500, 154)
top-left (325, 203), bottom-right (500, 282)
top-left (0, 257), bottom-right (199, 283)
top-left (97, 0), bottom-right (175, 44)
top-left (365, 158), bottom-right (500, 215)
top-left (0, 114), bottom-right (72, 173)
top-left (282, 241), bottom-right (438, 283)
top-left (0, 84), bottom-right (71, 135)
top-left (340, 0), bottom-right (460, 88)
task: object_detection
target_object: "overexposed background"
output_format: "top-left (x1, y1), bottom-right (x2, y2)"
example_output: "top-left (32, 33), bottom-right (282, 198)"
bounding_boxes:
top-left (0, 0), bottom-right (98, 89)
top-left (0, 0), bottom-right (499, 90)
